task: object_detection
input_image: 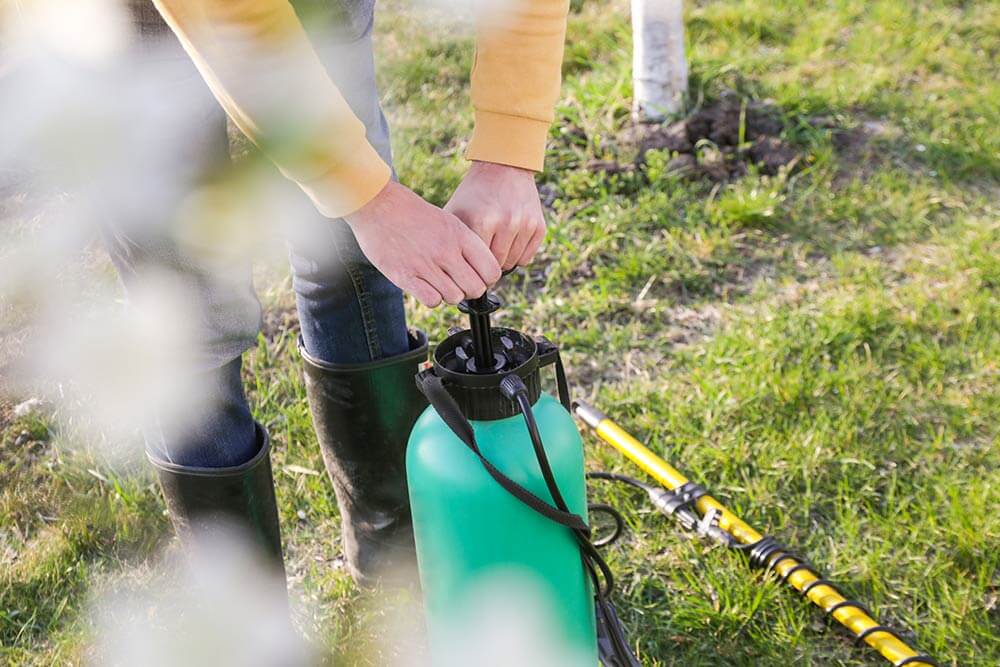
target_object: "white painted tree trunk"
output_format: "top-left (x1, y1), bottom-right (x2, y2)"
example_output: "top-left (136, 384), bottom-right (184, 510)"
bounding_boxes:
top-left (631, 0), bottom-right (687, 121)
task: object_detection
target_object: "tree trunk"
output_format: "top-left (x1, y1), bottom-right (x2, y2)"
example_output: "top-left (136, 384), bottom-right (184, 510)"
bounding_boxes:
top-left (632, 0), bottom-right (687, 122)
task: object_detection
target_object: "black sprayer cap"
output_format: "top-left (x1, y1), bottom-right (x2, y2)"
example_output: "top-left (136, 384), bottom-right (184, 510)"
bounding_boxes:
top-left (432, 291), bottom-right (545, 421)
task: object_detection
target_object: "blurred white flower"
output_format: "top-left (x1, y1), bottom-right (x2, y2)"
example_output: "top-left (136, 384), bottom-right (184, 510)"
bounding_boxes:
top-left (90, 523), bottom-right (311, 667)
top-left (2, 0), bottom-right (131, 65)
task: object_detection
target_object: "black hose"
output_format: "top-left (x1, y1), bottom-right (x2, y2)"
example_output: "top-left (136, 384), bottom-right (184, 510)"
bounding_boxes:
top-left (500, 374), bottom-right (641, 667)
top-left (587, 471), bottom-right (656, 492)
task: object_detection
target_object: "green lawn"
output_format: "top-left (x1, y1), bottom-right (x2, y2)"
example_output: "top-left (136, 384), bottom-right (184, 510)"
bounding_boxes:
top-left (2, 0), bottom-right (998, 664)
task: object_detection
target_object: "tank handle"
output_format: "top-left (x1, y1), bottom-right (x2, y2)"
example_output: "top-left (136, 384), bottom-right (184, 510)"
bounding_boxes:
top-left (535, 336), bottom-right (572, 411)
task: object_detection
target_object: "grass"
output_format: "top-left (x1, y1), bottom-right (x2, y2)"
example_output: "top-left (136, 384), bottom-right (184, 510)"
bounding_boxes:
top-left (2, 0), bottom-right (998, 664)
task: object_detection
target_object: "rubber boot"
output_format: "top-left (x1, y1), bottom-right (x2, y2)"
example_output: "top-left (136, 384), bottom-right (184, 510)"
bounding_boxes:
top-left (148, 422), bottom-right (286, 579)
top-left (299, 330), bottom-right (428, 587)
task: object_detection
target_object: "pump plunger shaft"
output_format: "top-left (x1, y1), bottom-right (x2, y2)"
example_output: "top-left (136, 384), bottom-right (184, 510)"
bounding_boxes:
top-left (459, 292), bottom-right (501, 373)
top-left (467, 295), bottom-right (494, 371)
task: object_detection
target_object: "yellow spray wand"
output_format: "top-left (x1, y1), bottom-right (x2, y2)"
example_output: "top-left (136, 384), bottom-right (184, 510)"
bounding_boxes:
top-left (574, 400), bottom-right (938, 667)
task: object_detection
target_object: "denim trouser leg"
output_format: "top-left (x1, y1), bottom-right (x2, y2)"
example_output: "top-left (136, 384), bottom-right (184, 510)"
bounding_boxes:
top-left (290, 219), bottom-right (409, 365)
top-left (289, 26), bottom-right (408, 365)
top-left (98, 31), bottom-right (263, 468)
top-left (104, 7), bottom-right (406, 467)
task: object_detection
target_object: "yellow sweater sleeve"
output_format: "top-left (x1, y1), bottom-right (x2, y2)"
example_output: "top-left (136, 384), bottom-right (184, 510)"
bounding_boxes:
top-left (152, 0), bottom-right (390, 218)
top-left (466, 0), bottom-right (571, 172)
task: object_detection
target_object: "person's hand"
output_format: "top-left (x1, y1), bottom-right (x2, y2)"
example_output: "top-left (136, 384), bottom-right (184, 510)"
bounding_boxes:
top-left (444, 161), bottom-right (546, 271)
top-left (345, 180), bottom-right (502, 308)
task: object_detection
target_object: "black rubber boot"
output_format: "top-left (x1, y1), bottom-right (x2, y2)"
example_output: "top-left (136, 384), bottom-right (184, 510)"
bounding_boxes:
top-left (299, 330), bottom-right (428, 587)
top-left (148, 422), bottom-right (286, 578)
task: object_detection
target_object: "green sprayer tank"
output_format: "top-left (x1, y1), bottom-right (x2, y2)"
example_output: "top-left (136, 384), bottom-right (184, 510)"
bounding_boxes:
top-left (407, 289), bottom-right (599, 665)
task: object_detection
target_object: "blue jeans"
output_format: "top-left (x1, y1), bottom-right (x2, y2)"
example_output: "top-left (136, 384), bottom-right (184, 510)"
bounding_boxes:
top-left (105, 8), bottom-right (408, 468)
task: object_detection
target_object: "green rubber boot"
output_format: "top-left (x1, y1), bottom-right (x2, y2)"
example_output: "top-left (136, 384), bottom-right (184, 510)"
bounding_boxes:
top-left (148, 422), bottom-right (285, 578)
top-left (299, 330), bottom-right (428, 587)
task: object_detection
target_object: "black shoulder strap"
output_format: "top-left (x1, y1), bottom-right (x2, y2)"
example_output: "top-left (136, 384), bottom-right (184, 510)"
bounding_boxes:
top-left (415, 371), bottom-right (589, 534)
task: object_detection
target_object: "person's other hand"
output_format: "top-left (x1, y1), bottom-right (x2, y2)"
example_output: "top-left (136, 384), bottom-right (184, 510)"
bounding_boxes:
top-left (345, 181), bottom-right (502, 308)
top-left (444, 161), bottom-right (546, 271)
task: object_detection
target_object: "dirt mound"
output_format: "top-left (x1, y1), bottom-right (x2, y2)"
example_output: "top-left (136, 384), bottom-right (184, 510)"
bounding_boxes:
top-left (592, 95), bottom-right (802, 182)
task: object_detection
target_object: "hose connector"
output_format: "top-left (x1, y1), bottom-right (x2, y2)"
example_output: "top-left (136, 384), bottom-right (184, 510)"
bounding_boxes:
top-left (499, 373), bottom-right (529, 401)
top-left (572, 399), bottom-right (608, 429)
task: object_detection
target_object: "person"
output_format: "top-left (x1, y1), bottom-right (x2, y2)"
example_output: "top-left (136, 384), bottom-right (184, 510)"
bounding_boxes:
top-left (113, 0), bottom-right (570, 587)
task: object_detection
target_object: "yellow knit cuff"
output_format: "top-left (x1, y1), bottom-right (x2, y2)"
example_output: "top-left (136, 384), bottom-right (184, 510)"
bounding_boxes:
top-left (295, 141), bottom-right (392, 219)
top-left (465, 110), bottom-right (551, 172)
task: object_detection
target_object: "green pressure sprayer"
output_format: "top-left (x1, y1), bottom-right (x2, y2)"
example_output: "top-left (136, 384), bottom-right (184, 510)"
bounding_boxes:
top-left (407, 282), bottom-right (639, 666)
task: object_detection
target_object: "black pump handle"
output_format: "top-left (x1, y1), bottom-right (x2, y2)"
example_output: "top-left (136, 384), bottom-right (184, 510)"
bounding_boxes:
top-left (459, 269), bottom-right (520, 373)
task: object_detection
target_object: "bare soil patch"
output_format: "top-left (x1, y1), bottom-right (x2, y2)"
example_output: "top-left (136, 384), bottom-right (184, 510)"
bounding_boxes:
top-left (589, 94), bottom-right (802, 181)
